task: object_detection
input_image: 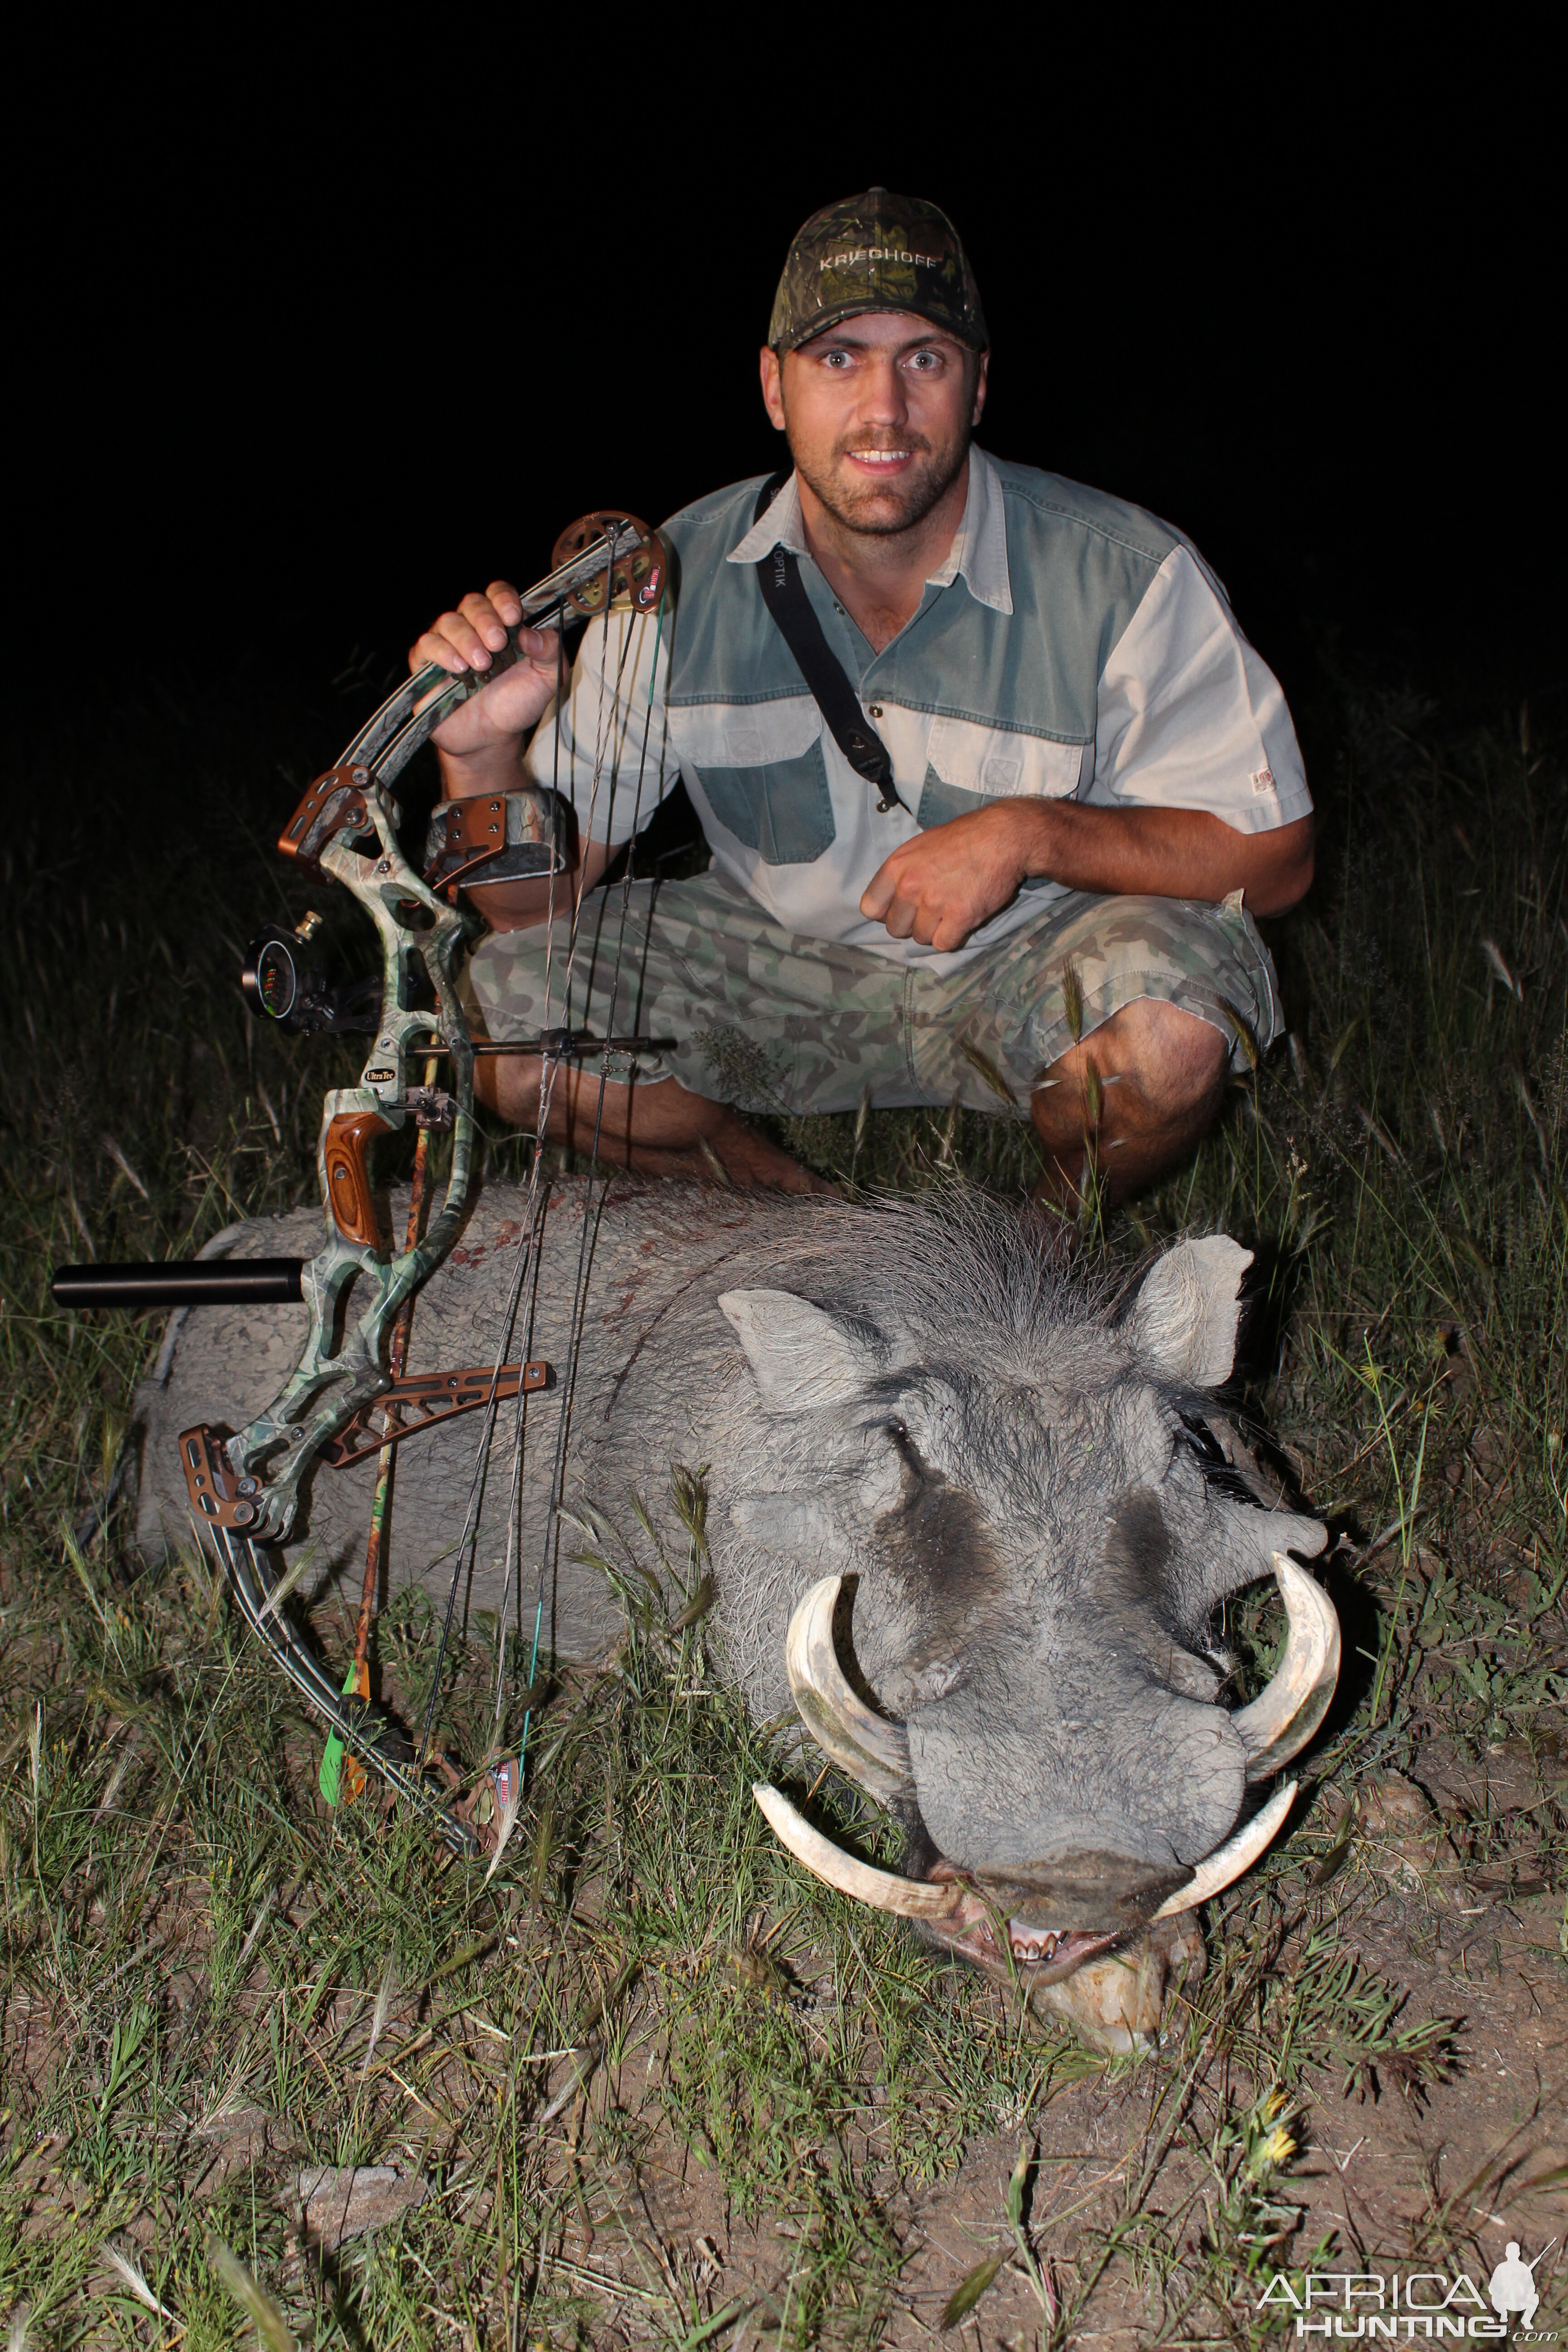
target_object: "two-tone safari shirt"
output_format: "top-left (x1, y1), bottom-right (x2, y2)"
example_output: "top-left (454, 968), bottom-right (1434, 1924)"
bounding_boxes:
top-left (520, 448), bottom-right (1312, 975)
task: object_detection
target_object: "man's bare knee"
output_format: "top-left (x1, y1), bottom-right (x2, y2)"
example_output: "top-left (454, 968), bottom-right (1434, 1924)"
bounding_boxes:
top-left (1030, 995), bottom-right (1232, 1204)
top-left (1042, 998), bottom-right (1226, 1115)
top-left (1100, 996), bottom-right (1229, 1112)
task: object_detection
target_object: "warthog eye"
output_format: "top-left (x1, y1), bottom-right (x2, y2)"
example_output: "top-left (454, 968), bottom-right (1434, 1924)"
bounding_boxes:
top-left (886, 1420), bottom-right (926, 1475)
top-left (884, 1419), bottom-right (945, 1504)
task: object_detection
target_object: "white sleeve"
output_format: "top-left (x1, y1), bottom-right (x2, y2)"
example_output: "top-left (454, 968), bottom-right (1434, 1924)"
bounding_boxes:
top-left (1087, 545), bottom-right (1312, 835)
top-left (521, 603), bottom-right (678, 848)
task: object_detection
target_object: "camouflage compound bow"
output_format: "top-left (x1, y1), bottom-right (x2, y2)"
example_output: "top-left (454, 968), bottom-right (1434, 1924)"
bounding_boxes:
top-left (54, 511), bottom-right (669, 1855)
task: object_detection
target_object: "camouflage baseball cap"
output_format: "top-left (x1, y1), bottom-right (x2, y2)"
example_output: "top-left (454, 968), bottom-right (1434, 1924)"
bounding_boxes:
top-left (768, 188), bottom-right (988, 354)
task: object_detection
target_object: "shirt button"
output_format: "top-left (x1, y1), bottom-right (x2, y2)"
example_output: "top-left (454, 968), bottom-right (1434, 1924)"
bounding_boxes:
top-left (834, 600), bottom-right (845, 613)
top-left (868, 704), bottom-right (883, 718)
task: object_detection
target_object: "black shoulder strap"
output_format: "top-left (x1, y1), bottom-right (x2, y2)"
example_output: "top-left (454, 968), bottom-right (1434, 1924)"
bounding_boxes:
top-left (751, 472), bottom-right (905, 814)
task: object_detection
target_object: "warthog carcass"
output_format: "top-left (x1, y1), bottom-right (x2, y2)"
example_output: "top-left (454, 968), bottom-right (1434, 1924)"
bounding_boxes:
top-left (136, 1181), bottom-right (1337, 2052)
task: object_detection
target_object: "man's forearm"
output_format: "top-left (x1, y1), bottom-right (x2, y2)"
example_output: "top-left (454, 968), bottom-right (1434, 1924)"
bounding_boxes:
top-left (1017, 801), bottom-right (1313, 916)
top-left (438, 740), bottom-right (526, 802)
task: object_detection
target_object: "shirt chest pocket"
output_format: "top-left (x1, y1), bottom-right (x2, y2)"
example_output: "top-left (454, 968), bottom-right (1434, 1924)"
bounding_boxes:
top-left (925, 715), bottom-right (1085, 801)
top-left (669, 699), bottom-right (836, 866)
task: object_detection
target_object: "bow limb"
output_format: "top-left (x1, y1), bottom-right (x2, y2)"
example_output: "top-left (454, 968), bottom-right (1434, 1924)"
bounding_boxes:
top-left (219, 1526), bottom-right (477, 1852)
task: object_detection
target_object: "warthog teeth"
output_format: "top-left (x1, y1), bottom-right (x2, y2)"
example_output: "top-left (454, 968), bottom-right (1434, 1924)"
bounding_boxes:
top-left (784, 1573), bottom-right (913, 1803)
top-left (752, 1784), bottom-right (965, 1921)
top-left (1152, 1777), bottom-right (1298, 1919)
top-left (1233, 1554), bottom-right (1341, 1781)
top-left (1007, 1924), bottom-right (1059, 1963)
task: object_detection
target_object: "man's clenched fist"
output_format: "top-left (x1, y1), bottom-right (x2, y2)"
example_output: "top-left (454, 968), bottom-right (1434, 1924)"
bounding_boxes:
top-left (410, 581), bottom-right (562, 771)
top-left (860, 799), bottom-right (1048, 951)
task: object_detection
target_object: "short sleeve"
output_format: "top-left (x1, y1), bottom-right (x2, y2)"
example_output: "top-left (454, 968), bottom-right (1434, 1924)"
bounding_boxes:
top-left (522, 603), bottom-right (678, 848)
top-left (1086, 545), bottom-right (1312, 835)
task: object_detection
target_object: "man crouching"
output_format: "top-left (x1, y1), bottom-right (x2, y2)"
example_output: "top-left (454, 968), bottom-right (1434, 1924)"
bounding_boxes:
top-left (411, 188), bottom-right (1313, 1202)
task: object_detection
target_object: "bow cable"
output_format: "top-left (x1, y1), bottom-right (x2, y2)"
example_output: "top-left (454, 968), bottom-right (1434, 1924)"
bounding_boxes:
top-left (507, 587), bottom-right (665, 1755)
top-left (416, 528), bottom-right (659, 1776)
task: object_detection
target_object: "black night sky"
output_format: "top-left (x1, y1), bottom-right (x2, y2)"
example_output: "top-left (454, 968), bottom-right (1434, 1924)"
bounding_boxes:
top-left (12, 75), bottom-right (1561, 735)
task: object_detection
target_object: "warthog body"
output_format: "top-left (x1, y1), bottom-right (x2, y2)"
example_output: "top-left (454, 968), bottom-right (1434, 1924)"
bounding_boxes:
top-left (136, 1180), bottom-right (1328, 2048)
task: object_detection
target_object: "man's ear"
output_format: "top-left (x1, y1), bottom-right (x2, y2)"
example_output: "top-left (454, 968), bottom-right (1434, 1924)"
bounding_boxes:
top-left (759, 345), bottom-right (787, 433)
top-left (970, 346), bottom-right (990, 428)
top-left (717, 1289), bottom-right (879, 1414)
top-left (1121, 1237), bottom-right (1253, 1389)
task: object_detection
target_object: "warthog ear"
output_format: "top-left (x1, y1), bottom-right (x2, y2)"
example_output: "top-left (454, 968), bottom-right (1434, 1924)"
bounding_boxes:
top-left (716, 1289), bottom-right (879, 1414)
top-left (1123, 1236), bottom-right (1254, 1389)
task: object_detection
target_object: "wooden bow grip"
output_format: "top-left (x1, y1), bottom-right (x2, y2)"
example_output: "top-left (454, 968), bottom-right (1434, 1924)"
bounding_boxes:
top-left (322, 1108), bottom-right (393, 1245)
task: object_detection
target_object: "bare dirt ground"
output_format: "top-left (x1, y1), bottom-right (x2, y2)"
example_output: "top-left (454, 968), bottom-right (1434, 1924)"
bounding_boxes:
top-left (503, 1830), bottom-right (1568, 2346)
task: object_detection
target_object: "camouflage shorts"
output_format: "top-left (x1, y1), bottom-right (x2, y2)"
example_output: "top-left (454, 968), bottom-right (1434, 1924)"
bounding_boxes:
top-left (464, 865), bottom-right (1283, 1119)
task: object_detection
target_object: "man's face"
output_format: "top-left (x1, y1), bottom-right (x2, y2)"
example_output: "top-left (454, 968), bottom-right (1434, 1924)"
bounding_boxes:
top-left (760, 311), bottom-right (989, 537)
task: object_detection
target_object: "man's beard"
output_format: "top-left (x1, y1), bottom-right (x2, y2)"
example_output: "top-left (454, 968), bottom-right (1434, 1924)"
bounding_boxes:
top-left (792, 427), bottom-right (971, 539)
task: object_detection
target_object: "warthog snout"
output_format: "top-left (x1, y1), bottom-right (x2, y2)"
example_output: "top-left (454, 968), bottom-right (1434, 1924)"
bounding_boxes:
top-left (760, 1563), bottom-right (1335, 2014)
top-left (966, 1851), bottom-right (1197, 1936)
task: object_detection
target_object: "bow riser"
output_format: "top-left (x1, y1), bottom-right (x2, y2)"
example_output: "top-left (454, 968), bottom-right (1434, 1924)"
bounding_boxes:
top-left (222, 783), bottom-right (480, 1542)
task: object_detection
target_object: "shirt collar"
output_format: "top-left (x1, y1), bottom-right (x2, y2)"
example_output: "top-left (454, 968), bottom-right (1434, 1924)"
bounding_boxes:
top-left (725, 446), bottom-right (1013, 616)
top-left (726, 470), bottom-right (810, 562)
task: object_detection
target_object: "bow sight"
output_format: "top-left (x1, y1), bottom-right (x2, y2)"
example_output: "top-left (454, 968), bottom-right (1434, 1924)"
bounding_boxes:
top-left (241, 914), bottom-right (383, 1036)
top-left (50, 507), bottom-right (671, 1853)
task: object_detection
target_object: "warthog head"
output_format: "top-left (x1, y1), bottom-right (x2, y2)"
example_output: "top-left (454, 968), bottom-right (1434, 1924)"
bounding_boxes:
top-left (713, 1198), bottom-right (1337, 2035)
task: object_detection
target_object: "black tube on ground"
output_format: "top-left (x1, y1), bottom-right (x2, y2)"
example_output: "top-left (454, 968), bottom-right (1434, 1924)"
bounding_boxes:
top-left (50, 1260), bottom-right (306, 1310)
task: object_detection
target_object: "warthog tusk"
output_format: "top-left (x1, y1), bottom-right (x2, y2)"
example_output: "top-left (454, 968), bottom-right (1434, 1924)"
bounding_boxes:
top-left (759, 1774), bottom-right (1297, 1941)
top-left (1233, 1554), bottom-right (1340, 1781)
top-left (752, 1784), bottom-right (964, 1921)
top-left (1152, 1778), bottom-right (1297, 1919)
top-left (784, 1573), bottom-right (913, 1803)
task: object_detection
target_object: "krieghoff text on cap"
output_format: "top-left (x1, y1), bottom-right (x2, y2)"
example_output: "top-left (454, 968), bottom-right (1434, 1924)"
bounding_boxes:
top-left (768, 189), bottom-right (988, 355)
